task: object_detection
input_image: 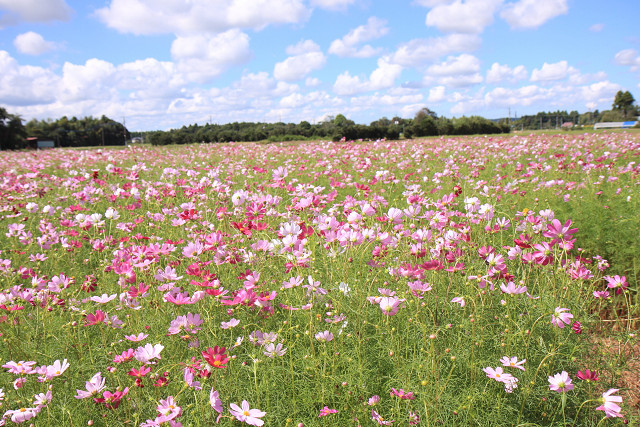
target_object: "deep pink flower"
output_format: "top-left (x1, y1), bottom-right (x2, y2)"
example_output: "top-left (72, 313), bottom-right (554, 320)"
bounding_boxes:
top-left (318, 406), bottom-right (338, 417)
top-left (576, 369), bottom-right (599, 381)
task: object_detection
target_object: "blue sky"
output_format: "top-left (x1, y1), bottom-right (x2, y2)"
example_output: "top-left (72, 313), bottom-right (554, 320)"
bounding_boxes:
top-left (1, 0), bottom-right (639, 131)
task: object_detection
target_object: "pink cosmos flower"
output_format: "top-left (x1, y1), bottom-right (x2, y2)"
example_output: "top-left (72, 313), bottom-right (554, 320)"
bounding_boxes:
top-left (263, 343), bottom-right (287, 358)
top-left (157, 396), bottom-right (182, 421)
top-left (125, 333), bottom-right (149, 342)
top-left (593, 290), bottom-right (610, 299)
top-left (371, 409), bottom-right (394, 425)
top-left (379, 297), bottom-right (404, 315)
top-left (4, 407), bottom-right (39, 423)
top-left (367, 395), bottom-right (380, 406)
top-left (221, 318), bottom-right (240, 329)
top-left (134, 343), bottom-right (164, 364)
top-left (318, 406), bottom-right (338, 417)
top-left (209, 389), bottom-right (223, 413)
top-left (315, 330), bottom-right (334, 342)
top-left (551, 307), bottom-right (573, 328)
top-left (75, 372), bottom-right (106, 399)
top-left (450, 296), bottom-right (465, 307)
top-left (229, 400), bottom-right (266, 426)
top-left (596, 388), bottom-right (623, 418)
top-left (2, 360), bottom-right (36, 375)
top-left (548, 371), bottom-right (573, 393)
top-left (500, 356), bottom-right (526, 371)
top-left (390, 388), bottom-right (415, 400)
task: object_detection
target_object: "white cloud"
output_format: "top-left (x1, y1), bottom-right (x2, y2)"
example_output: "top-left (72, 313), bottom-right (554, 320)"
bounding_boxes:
top-left (580, 81), bottom-right (621, 106)
top-left (614, 49), bottom-right (640, 72)
top-left (391, 34), bottom-right (481, 67)
top-left (500, 0), bottom-right (568, 29)
top-left (60, 59), bottom-right (117, 102)
top-left (13, 32), bottom-right (57, 55)
top-left (309, 0), bottom-right (355, 11)
top-left (95, 0), bottom-right (310, 35)
top-left (0, 50), bottom-right (59, 105)
top-left (305, 77), bottom-right (321, 87)
top-left (328, 17), bottom-right (389, 58)
top-left (333, 72), bottom-right (367, 96)
top-left (530, 60), bottom-right (576, 82)
top-left (171, 29), bottom-right (251, 83)
top-left (427, 86), bottom-right (446, 102)
top-left (333, 57), bottom-right (403, 95)
top-left (486, 63), bottom-right (528, 84)
top-left (0, 0), bottom-right (72, 26)
top-left (426, 0), bottom-right (503, 34)
top-left (370, 57), bottom-right (403, 89)
top-left (426, 53), bottom-right (480, 76)
top-left (274, 40), bottom-right (326, 81)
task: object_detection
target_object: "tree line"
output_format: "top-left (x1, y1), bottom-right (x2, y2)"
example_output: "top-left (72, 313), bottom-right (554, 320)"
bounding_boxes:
top-left (143, 111), bottom-right (510, 145)
top-left (0, 109), bottom-right (129, 150)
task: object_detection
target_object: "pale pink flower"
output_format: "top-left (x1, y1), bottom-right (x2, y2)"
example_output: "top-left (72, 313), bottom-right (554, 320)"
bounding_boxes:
top-left (134, 343), bottom-right (164, 364)
top-left (229, 400), bottom-right (266, 426)
top-left (596, 388), bottom-right (623, 418)
top-left (548, 371), bottom-right (573, 393)
top-left (500, 356), bottom-right (526, 371)
top-left (551, 307), bottom-right (573, 328)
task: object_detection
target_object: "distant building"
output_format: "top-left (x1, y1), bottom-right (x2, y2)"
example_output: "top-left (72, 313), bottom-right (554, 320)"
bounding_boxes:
top-left (594, 121), bottom-right (638, 130)
top-left (26, 137), bottom-right (55, 149)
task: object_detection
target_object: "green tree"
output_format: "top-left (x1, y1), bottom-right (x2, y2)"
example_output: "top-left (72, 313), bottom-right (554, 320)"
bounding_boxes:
top-left (612, 90), bottom-right (636, 118)
top-left (0, 107), bottom-right (26, 150)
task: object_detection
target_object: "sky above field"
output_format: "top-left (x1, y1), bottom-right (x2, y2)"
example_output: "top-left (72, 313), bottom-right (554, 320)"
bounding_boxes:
top-left (1, 0), bottom-right (639, 131)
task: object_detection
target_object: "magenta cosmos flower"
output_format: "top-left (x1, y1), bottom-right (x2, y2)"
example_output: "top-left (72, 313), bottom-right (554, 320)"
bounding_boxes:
top-left (229, 400), bottom-right (266, 426)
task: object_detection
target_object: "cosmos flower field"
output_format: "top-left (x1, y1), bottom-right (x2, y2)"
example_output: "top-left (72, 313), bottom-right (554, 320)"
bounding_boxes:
top-left (0, 132), bottom-right (638, 426)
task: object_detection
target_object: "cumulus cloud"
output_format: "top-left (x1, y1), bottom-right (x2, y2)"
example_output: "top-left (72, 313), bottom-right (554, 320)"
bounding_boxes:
top-left (171, 29), bottom-right (251, 83)
top-left (426, 53), bottom-right (480, 76)
top-left (530, 60), bottom-right (576, 82)
top-left (391, 34), bottom-right (481, 67)
top-left (500, 0), bottom-right (568, 29)
top-left (425, 0), bottom-right (502, 34)
top-left (60, 59), bottom-right (117, 102)
top-left (486, 62), bottom-right (528, 84)
top-left (13, 32), bottom-right (57, 55)
top-left (427, 86), bottom-right (446, 103)
top-left (614, 49), bottom-right (640, 72)
top-left (333, 56), bottom-right (403, 96)
top-left (274, 40), bottom-right (326, 81)
top-left (328, 17), bottom-right (389, 58)
top-left (95, 0), bottom-right (310, 35)
top-left (0, 50), bottom-right (59, 105)
top-left (0, 0), bottom-right (72, 27)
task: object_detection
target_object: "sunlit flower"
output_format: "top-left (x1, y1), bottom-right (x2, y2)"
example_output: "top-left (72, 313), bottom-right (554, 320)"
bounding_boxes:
top-left (548, 371), bottom-right (573, 393)
top-left (596, 388), bottom-right (623, 418)
top-left (229, 400), bottom-right (266, 426)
